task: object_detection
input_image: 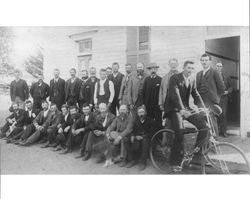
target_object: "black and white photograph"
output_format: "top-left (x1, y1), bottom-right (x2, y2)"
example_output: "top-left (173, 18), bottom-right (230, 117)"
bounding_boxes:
top-left (0, 0), bottom-right (249, 199)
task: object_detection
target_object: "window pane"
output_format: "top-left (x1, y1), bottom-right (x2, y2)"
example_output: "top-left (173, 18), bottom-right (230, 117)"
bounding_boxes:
top-left (139, 26), bottom-right (149, 50)
top-left (78, 38), bottom-right (92, 53)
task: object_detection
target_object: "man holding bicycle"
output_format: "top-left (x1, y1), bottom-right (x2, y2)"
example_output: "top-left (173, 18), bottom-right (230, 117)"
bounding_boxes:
top-left (164, 61), bottom-right (209, 172)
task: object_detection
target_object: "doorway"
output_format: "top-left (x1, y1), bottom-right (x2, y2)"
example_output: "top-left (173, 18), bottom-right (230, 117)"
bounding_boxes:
top-left (205, 36), bottom-right (240, 132)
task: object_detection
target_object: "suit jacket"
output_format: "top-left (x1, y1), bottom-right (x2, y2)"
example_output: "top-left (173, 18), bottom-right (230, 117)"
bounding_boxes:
top-left (79, 78), bottom-right (94, 105)
top-left (158, 70), bottom-right (179, 106)
top-left (30, 81), bottom-right (50, 100)
top-left (65, 77), bottom-right (82, 102)
top-left (44, 110), bottom-right (63, 129)
top-left (94, 112), bottom-right (116, 131)
top-left (106, 114), bottom-right (133, 138)
top-left (108, 72), bottom-right (124, 100)
top-left (127, 72), bottom-right (148, 106)
top-left (119, 73), bottom-right (133, 104)
top-left (60, 112), bottom-right (82, 130)
top-left (132, 116), bottom-right (156, 138)
top-left (10, 79), bottom-right (29, 101)
top-left (49, 78), bottom-right (65, 104)
top-left (23, 108), bottom-right (41, 125)
top-left (33, 110), bottom-right (52, 127)
top-left (165, 72), bottom-right (203, 114)
top-left (6, 109), bottom-right (25, 127)
top-left (196, 67), bottom-right (225, 104)
top-left (72, 112), bottom-right (96, 131)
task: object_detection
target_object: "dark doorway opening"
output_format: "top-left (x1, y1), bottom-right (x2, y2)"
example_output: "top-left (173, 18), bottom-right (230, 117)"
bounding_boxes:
top-left (205, 36), bottom-right (240, 133)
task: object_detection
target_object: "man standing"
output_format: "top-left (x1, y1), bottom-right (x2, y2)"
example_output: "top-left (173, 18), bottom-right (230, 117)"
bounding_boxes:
top-left (86, 67), bottom-right (99, 110)
top-left (142, 62), bottom-right (162, 130)
top-left (94, 69), bottom-right (115, 108)
top-left (30, 74), bottom-right (50, 111)
top-left (106, 67), bottom-right (112, 78)
top-left (108, 62), bottom-right (124, 115)
top-left (65, 68), bottom-right (82, 106)
top-left (119, 64), bottom-right (133, 106)
top-left (10, 69), bottom-right (29, 109)
top-left (79, 69), bottom-right (90, 110)
top-left (196, 54), bottom-right (224, 136)
top-left (166, 61), bottom-right (208, 172)
top-left (159, 58), bottom-right (179, 112)
top-left (216, 61), bottom-right (233, 137)
top-left (127, 63), bottom-right (148, 111)
top-left (49, 68), bottom-right (65, 111)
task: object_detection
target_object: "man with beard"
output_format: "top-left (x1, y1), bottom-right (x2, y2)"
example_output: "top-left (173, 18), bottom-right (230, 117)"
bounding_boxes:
top-left (54, 105), bottom-right (81, 151)
top-left (94, 69), bottom-right (115, 108)
top-left (61, 105), bottom-right (96, 155)
top-left (8, 100), bottom-right (40, 143)
top-left (79, 103), bottom-right (115, 163)
top-left (79, 69), bottom-right (90, 111)
top-left (19, 100), bottom-right (52, 146)
top-left (196, 54), bottom-right (224, 137)
top-left (159, 58), bottom-right (180, 112)
top-left (10, 69), bottom-right (29, 109)
top-left (119, 64), bottom-right (133, 106)
top-left (126, 105), bottom-right (156, 171)
top-left (65, 68), bottom-right (82, 106)
top-left (30, 74), bottom-right (50, 111)
top-left (166, 61), bottom-right (208, 172)
top-left (41, 103), bottom-right (63, 148)
top-left (127, 63), bottom-right (148, 112)
top-left (142, 62), bottom-right (162, 130)
top-left (0, 102), bottom-right (25, 139)
top-left (108, 62), bottom-right (124, 115)
top-left (104, 104), bottom-right (134, 167)
top-left (49, 68), bottom-right (65, 111)
top-left (86, 67), bottom-right (99, 110)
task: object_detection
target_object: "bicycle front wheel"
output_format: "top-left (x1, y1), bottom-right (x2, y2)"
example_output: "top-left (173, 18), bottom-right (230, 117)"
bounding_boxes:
top-left (201, 142), bottom-right (250, 174)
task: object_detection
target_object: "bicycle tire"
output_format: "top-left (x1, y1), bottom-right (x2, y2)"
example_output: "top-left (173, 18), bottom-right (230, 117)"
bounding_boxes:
top-left (150, 129), bottom-right (175, 173)
top-left (201, 142), bottom-right (250, 174)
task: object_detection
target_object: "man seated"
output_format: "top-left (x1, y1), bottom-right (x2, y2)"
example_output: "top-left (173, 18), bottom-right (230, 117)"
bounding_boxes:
top-left (0, 102), bottom-right (25, 139)
top-left (54, 105), bottom-right (81, 151)
top-left (9, 100), bottom-right (40, 143)
top-left (41, 103), bottom-right (63, 148)
top-left (165, 61), bottom-right (208, 172)
top-left (126, 105), bottom-right (156, 171)
top-left (61, 104), bottom-right (95, 154)
top-left (79, 103), bottom-right (115, 162)
top-left (103, 104), bottom-right (134, 167)
top-left (19, 100), bottom-right (52, 146)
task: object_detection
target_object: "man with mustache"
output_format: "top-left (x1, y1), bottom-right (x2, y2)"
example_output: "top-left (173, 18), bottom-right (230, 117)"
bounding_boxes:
top-left (30, 74), bottom-right (50, 111)
top-left (142, 62), bottom-right (162, 130)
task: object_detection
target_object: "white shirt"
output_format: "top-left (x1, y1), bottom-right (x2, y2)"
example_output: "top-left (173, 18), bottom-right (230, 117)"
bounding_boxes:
top-left (85, 115), bottom-right (89, 122)
top-left (64, 113), bottom-right (69, 121)
top-left (183, 74), bottom-right (190, 88)
top-left (28, 110), bottom-right (32, 117)
top-left (113, 72), bottom-right (118, 78)
top-left (54, 77), bottom-right (59, 83)
top-left (102, 114), bottom-right (108, 127)
top-left (43, 109), bottom-right (49, 118)
top-left (203, 66), bottom-right (211, 76)
top-left (71, 77), bottom-right (76, 83)
top-left (94, 79), bottom-right (115, 104)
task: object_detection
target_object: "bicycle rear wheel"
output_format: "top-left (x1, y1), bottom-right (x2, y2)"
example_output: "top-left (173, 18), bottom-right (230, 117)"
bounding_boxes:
top-left (150, 129), bottom-right (175, 173)
top-left (201, 142), bottom-right (250, 174)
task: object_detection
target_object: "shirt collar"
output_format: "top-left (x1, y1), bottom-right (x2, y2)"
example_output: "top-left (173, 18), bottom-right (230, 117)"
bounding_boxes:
top-left (203, 66), bottom-right (211, 75)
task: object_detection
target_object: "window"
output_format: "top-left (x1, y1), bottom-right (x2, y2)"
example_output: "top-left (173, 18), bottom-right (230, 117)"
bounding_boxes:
top-left (78, 38), bottom-right (92, 53)
top-left (139, 26), bottom-right (149, 50)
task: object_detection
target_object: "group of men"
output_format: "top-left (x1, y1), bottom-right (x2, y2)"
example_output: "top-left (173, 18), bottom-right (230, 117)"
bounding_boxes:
top-left (0, 54), bottom-right (231, 171)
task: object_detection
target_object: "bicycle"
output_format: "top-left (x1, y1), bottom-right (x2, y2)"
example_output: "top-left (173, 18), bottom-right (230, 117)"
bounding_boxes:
top-left (150, 107), bottom-right (250, 174)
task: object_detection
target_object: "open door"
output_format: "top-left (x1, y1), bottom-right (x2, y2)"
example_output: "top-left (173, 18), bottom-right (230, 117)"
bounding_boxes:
top-left (205, 36), bottom-right (240, 132)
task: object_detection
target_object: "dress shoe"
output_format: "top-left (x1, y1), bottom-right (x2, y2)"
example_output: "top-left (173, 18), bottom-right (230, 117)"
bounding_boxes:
top-left (95, 155), bottom-right (105, 164)
top-left (50, 143), bottom-right (58, 148)
top-left (75, 154), bottom-right (84, 159)
top-left (126, 160), bottom-right (137, 168)
top-left (53, 146), bottom-right (63, 151)
top-left (59, 148), bottom-right (72, 154)
top-left (38, 139), bottom-right (47, 144)
top-left (82, 152), bottom-right (91, 161)
top-left (138, 163), bottom-right (147, 171)
top-left (118, 160), bottom-right (127, 167)
top-left (41, 142), bottom-right (50, 148)
top-left (19, 142), bottom-right (28, 146)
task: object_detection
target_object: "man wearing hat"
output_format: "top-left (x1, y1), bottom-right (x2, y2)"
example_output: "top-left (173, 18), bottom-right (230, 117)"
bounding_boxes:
top-left (142, 62), bottom-right (162, 130)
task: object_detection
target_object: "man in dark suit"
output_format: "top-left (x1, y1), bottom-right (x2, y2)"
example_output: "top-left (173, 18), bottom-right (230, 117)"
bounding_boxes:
top-left (216, 61), bottom-right (233, 137)
top-left (19, 100), bottom-right (52, 146)
top-left (0, 102), bottom-right (25, 139)
top-left (41, 103), bottom-right (63, 148)
top-left (65, 68), bottom-right (82, 107)
top-left (79, 103), bottom-right (115, 162)
top-left (62, 105), bottom-right (95, 155)
top-left (30, 74), bottom-right (50, 111)
top-left (10, 69), bottom-right (29, 109)
top-left (142, 62), bottom-right (162, 130)
top-left (9, 100), bottom-right (40, 143)
top-left (127, 63), bottom-right (148, 111)
top-left (165, 61), bottom-right (208, 171)
top-left (79, 69), bottom-right (90, 110)
top-left (49, 69), bottom-right (65, 111)
top-left (54, 105), bottom-right (82, 151)
top-left (196, 54), bottom-right (225, 137)
top-left (108, 62), bottom-right (124, 115)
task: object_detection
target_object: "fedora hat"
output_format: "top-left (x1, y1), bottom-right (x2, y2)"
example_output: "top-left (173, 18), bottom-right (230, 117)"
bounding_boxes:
top-left (147, 62), bottom-right (159, 69)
